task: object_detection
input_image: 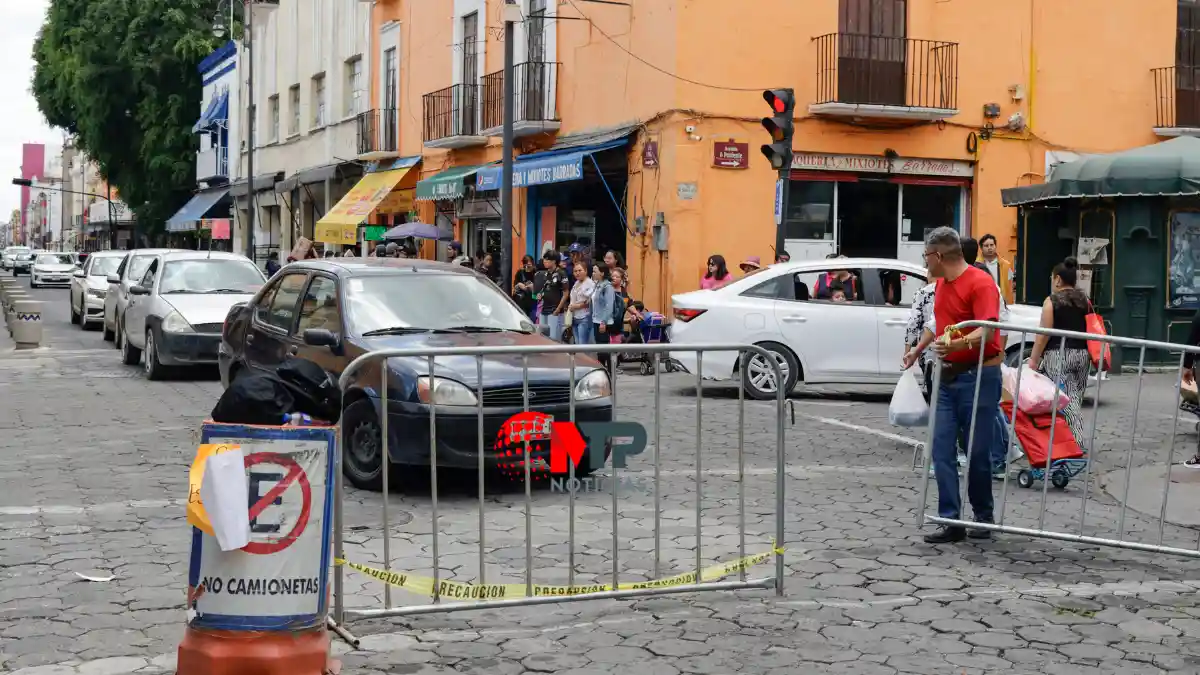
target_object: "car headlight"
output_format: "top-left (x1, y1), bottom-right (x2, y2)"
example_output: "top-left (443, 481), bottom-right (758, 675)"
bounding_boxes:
top-left (87, 288), bottom-right (106, 299)
top-left (574, 369), bottom-right (612, 401)
top-left (416, 377), bottom-right (479, 406)
top-left (161, 310), bottom-right (194, 333)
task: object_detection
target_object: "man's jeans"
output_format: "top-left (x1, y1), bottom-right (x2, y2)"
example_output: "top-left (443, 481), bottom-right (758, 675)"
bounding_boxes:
top-left (933, 364), bottom-right (1000, 523)
top-left (540, 313), bottom-right (565, 342)
top-left (991, 407), bottom-right (1012, 469)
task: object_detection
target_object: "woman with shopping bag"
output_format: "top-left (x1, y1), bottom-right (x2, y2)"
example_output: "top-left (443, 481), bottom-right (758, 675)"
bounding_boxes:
top-left (1027, 257), bottom-right (1091, 452)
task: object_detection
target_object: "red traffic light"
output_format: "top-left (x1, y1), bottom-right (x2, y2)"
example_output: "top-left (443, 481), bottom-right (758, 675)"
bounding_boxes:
top-left (762, 89), bottom-right (795, 115)
top-left (772, 98), bottom-right (787, 113)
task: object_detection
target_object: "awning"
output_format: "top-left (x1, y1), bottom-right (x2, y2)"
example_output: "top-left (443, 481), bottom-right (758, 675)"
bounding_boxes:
top-left (166, 188), bottom-right (230, 233)
top-left (475, 137), bottom-right (630, 191)
top-left (314, 163), bottom-right (421, 244)
top-left (192, 90), bottom-right (230, 134)
top-left (275, 164), bottom-right (340, 193)
top-left (1002, 136), bottom-right (1200, 207)
top-left (414, 164), bottom-right (487, 201)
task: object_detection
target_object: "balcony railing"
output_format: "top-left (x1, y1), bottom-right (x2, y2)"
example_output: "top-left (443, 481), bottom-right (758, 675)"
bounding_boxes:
top-left (197, 144), bottom-right (229, 182)
top-left (812, 33), bottom-right (958, 116)
top-left (422, 83), bottom-right (485, 148)
top-left (356, 108), bottom-right (399, 156)
top-left (1153, 66), bottom-right (1200, 131)
top-left (481, 61), bottom-right (561, 135)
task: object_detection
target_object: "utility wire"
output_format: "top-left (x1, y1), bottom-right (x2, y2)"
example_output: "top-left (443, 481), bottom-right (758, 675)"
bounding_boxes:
top-left (562, 0), bottom-right (769, 93)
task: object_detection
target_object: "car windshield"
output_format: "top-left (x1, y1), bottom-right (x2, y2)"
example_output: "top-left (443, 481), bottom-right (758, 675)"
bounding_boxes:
top-left (128, 255), bottom-right (155, 281)
top-left (159, 258), bottom-right (265, 294)
top-left (346, 274), bottom-right (535, 335)
top-left (89, 257), bottom-right (121, 277)
top-left (36, 254), bottom-right (73, 265)
top-left (16, 254), bottom-right (32, 261)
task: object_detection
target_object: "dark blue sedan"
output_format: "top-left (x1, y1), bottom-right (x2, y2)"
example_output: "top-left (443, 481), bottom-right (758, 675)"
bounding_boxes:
top-left (218, 257), bottom-right (613, 490)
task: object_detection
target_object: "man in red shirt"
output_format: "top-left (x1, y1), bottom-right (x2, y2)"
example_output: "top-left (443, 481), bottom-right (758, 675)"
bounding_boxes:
top-left (905, 226), bottom-right (1004, 544)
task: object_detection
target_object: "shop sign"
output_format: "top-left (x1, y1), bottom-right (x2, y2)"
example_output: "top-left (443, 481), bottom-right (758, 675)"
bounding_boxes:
top-left (791, 152), bottom-right (974, 178)
top-left (642, 141), bottom-right (659, 168)
top-left (713, 141), bottom-right (749, 169)
top-left (458, 198), bottom-right (499, 219)
top-left (363, 225), bottom-right (387, 241)
top-left (314, 222), bottom-right (358, 245)
top-left (476, 155), bottom-right (585, 191)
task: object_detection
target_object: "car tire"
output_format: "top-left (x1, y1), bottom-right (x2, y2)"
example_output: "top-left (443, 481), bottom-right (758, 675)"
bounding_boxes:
top-left (143, 329), bottom-right (169, 381)
top-left (70, 301), bottom-right (80, 326)
top-left (1005, 344), bottom-right (1031, 368)
top-left (120, 320), bottom-right (141, 366)
top-left (342, 398), bottom-right (388, 491)
top-left (741, 342), bottom-right (800, 401)
top-left (103, 318), bottom-right (115, 342)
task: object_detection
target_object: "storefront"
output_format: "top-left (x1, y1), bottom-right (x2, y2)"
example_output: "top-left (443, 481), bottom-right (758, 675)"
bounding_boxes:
top-left (474, 130), bottom-right (632, 265)
top-left (414, 164), bottom-right (490, 256)
top-left (316, 156), bottom-right (420, 253)
top-left (783, 152), bottom-right (974, 267)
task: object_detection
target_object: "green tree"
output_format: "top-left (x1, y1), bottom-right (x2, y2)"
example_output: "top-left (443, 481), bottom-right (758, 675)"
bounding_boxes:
top-left (32, 0), bottom-right (229, 242)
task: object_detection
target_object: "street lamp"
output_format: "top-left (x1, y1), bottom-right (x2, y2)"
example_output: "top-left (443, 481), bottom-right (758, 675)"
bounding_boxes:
top-left (13, 178), bottom-right (118, 252)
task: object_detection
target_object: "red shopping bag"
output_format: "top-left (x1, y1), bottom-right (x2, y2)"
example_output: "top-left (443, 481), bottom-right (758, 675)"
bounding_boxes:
top-left (1085, 307), bottom-right (1111, 371)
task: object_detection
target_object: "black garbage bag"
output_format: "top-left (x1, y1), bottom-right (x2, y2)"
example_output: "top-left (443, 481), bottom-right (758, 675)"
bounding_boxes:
top-left (276, 357), bottom-right (342, 423)
top-left (210, 372), bottom-right (296, 425)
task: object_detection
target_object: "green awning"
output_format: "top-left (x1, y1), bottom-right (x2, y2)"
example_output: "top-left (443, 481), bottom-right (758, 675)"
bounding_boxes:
top-left (414, 164), bottom-right (487, 201)
top-left (1002, 136), bottom-right (1200, 207)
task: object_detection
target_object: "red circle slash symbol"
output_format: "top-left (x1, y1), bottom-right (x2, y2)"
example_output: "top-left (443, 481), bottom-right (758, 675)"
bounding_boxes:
top-left (241, 452), bottom-right (311, 555)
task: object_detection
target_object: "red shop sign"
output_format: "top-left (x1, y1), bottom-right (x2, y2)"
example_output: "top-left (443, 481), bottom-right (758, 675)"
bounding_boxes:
top-left (713, 141), bottom-right (749, 169)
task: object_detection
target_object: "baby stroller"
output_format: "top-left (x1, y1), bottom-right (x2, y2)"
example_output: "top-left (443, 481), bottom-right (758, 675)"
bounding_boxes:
top-left (618, 308), bottom-right (680, 375)
top-left (1000, 400), bottom-right (1088, 489)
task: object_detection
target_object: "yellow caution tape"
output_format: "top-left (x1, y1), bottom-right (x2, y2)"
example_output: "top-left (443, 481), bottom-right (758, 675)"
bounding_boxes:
top-left (335, 542), bottom-right (784, 600)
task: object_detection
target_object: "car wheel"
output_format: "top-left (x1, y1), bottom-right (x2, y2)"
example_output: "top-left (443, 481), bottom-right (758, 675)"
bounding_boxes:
top-left (144, 329), bottom-right (168, 380)
top-left (741, 342), bottom-right (799, 401)
top-left (102, 318), bottom-right (115, 342)
top-left (120, 320), bottom-right (141, 366)
top-left (342, 399), bottom-right (386, 491)
top-left (1004, 344), bottom-right (1031, 369)
top-left (70, 299), bottom-right (81, 326)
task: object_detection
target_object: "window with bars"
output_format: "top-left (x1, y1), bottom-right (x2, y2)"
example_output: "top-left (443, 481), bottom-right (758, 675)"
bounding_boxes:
top-left (837, 0), bottom-right (907, 105)
top-left (527, 0), bottom-right (547, 62)
top-left (268, 95), bottom-right (280, 142)
top-left (1178, 1), bottom-right (1200, 125)
top-left (289, 85), bottom-right (301, 136)
top-left (384, 48), bottom-right (397, 108)
top-left (461, 12), bottom-right (479, 83)
top-left (346, 57), bottom-right (364, 117)
top-left (312, 75), bottom-right (327, 128)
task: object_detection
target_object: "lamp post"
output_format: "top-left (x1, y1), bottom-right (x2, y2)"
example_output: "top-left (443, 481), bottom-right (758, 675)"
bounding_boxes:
top-left (13, 179), bottom-right (118, 252)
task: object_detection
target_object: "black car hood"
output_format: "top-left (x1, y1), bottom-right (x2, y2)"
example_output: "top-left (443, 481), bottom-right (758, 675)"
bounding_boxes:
top-left (356, 330), bottom-right (602, 387)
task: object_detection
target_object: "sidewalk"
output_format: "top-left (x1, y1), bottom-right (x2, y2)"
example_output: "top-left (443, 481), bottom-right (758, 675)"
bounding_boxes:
top-left (1102, 463), bottom-right (1200, 529)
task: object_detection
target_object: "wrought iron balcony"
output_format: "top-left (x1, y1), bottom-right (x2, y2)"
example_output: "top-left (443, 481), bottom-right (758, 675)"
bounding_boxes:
top-left (422, 83), bottom-right (487, 149)
top-left (196, 143), bottom-right (229, 182)
top-left (481, 61), bottom-right (561, 137)
top-left (357, 108), bottom-right (399, 158)
top-left (1152, 66), bottom-right (1200, 136)
top-left (811, 33), bottom-right (959, 122)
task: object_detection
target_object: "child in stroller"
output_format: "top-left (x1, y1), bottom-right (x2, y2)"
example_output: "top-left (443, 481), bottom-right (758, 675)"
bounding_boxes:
top-left (616, 301), bottom-right (680, 375)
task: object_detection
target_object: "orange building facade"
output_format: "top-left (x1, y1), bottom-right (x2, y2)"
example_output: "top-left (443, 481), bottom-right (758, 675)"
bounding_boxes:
top-left (359, 0), bottom-right (1179, 312)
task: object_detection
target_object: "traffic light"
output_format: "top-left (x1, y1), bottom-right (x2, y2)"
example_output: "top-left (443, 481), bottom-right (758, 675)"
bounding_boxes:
top-left (760, 89), bottom-right (795, 171)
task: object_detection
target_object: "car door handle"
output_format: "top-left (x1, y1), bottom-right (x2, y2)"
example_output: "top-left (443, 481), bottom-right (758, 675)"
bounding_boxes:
top-left (246, 334), bottom-right (255, 343)
top-left (287, 345), bottom-right (298, 356)
top-left (883, 319), bottom-right (907, 326)
top-left (781, 315), bottom-right (807, 324)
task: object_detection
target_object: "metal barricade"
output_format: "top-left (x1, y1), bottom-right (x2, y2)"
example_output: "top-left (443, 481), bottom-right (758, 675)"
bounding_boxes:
top-left (916, 319), bottom-right (1200, 559)
top-left (329, 342), bottom-right (787, 635)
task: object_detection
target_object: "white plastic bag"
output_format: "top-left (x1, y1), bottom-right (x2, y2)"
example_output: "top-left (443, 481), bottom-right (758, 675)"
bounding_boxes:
top-left (889, 369), bottom-right (929, 427)
top-left (1002, 364), bottom-right (1069, 415)
top-left (200, 447), bottom-right (251, 551)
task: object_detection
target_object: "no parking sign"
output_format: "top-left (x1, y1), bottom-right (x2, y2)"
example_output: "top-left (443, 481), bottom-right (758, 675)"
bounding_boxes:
top-left (187, 423), bottom-right (337, 631)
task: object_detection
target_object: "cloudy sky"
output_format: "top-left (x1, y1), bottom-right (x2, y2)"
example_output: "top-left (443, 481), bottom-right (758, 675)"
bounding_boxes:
top-left (1, 1), bottom-right (60, 224)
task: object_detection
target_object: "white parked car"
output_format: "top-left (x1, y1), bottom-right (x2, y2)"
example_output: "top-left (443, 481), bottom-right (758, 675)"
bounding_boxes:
top-left (69, 250), bottom-right (125, 328)
top-left (670, 258), bottom-right (1060, 399)
top-left (104, 248), bottom-right (180, 344)
top-left (30, 252), bottom-right (76, 288)
top-left (1, 246), bottom-right (30, 271)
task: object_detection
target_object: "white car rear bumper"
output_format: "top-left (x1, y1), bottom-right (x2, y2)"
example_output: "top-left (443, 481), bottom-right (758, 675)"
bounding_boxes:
top-left (670, 349), bottom-right (738, 381)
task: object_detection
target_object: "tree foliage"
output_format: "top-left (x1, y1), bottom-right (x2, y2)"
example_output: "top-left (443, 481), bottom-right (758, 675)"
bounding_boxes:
top-left (32, 0), bottom-right (229, 239)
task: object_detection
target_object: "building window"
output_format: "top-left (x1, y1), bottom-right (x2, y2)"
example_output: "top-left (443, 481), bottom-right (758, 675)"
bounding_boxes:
top-left (312, 75), bottom-right (327, 128)
top-left (900, 184), bottom-right (961, 243)
top-left (346, 57), bottom-right (364, 116)
top-left (1178, 1), bottom-right (1200, 126)
top-left (785, 181), bottom-right (834, 241)
top-left (289, 85), bottom-right (300, 136)
top-left (837, 0), bottom-right (907, 105)
top-left (384, 48), bottom-right (398, 105)
top-left (268, 95), bottom-right (280, 142)
top-left (527, 0), bottom-right (547, 62)
top-left (461, 12), bottom-right (479, 82)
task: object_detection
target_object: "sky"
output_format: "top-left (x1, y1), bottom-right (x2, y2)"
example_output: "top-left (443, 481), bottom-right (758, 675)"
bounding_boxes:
top-left (1, 1), bottom-right (60, 224)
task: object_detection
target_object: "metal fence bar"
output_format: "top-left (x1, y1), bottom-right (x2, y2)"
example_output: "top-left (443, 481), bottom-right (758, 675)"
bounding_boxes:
top-left (332, 342), bottom-right (787, 621)
top-left (1077, 341), bottom-right (1107, 535)
top-left (476, 356), bottom-right (486, 587)
top-left (1158, 352), bottom-right (1187, 546)
top-left (1117, 346), bottom-right (1147, 541)
top-left (381, 366), bottom-right (392, 610)
top-left (737, 350), bottom-right (747, 582)
top-left (915, 360), bottom-right (943, 528)
top-left (568, 354), bottom-right (577, 592)
top-left (653, 360), bottom-right (662, 579)
top-left (695, 353), bottom-right (704, 585)
top-left (996, 331), bottom-right (1025, 526)
top-left (960, 329), bottom-right (989, 518)
top-left (522, 356), bottom-right (533, 597)
top-left (1037, 339), bottom-right (1067, 532)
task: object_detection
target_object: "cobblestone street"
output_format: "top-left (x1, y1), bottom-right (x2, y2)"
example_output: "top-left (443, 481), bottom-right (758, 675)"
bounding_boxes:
top-left (3, 277), bottom-right (1200, 674)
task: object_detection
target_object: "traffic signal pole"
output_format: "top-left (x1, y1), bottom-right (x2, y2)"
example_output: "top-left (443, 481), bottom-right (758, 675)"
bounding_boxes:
top-left (759, 89), bottom-right (795, 261)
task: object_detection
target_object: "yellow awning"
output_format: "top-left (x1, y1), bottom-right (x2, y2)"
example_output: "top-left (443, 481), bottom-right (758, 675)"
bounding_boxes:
top-left (315, 166), bottom-right (418, 242)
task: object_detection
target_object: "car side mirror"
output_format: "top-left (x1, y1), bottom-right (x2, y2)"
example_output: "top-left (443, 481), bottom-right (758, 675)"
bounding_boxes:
top-left (73, 270), bottom-right (86, 278)
top-left (129, 285), bottom-right (150, 296)
top-left (302, 328), bottom-right (339, 349)
top-left (106, 274), bottom-right (120, 284)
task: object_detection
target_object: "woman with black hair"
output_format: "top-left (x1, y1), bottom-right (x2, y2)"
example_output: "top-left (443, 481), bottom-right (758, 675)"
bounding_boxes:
top-left (701, 254), bottom-right (733, 290)
top-left (1028, 257), bottom-right (1091, 451)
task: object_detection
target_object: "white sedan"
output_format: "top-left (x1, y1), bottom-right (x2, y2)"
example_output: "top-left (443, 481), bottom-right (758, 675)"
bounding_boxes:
top-left (670, 258), bottom-right (1059, 400)
top-left (30, 252), bottom-right (76, 288)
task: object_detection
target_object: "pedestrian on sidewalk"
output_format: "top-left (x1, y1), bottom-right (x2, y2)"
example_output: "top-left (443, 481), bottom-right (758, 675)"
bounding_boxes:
top-left (568, 261), bottom-right (595, 345)
top-left (1028, 256), bottom-right (1092, 454)
top-left (539, 251), bottom-right (569, 342)
top-left (590, 263), bottom-right (615, 371)
top-left (962, 236), bottom-right (1014, 477)
top-left (907, 226), bottom-right (1003, 544)
top-left (701, 254), bottom-right (733, 290)
top-left (979, 233), bottom-right (1016, 305)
